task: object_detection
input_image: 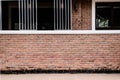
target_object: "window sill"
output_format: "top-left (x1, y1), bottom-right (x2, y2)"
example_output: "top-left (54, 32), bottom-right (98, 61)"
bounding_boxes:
top-left (0, 30), bottom-right (120, 34)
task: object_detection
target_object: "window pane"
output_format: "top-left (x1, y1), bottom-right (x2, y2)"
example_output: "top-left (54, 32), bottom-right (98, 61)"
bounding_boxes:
top-left (96, 2), bottom-right (120, 30)
top-left (2, 0), bottom-right (19, 30)
top-left (37, 0), bottom-right (54, 30)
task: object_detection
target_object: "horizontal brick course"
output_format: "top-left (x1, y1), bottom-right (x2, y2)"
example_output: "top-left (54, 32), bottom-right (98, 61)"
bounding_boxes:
top-left (0, 34), bottom-right (120, 71)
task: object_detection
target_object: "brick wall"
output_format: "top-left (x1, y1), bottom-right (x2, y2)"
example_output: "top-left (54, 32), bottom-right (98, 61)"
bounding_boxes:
top-left (72, 0), bottom-right (92, 30)
top-left (0, 34), bottom-right (120, 71)
top-left (0, 0), bottom-right (120, 72)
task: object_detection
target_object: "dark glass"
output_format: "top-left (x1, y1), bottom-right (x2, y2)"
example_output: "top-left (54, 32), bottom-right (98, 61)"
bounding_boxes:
top-left (96, 2), bottom-right (120, 30)
top-left (37, 0), bottom-right (54, 30)
top-left (2, 1), bottom-right (19, 30)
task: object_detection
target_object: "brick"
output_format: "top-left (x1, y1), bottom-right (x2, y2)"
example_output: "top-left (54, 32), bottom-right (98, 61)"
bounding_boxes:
top-left (0, 34), bottom-right (120, 71)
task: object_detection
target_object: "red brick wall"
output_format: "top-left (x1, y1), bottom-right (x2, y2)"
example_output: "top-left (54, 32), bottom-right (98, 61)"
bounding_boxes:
top-left (0, 34), bottom-right (120, 71)
top-left (72, 0), bottom-right (92, 30)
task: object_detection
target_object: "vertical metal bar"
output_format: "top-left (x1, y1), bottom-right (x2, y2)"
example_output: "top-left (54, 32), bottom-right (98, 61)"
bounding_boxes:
top-left (35, 0), bottom-right (37, 30)
top-left (54, 0), bottom-right (56, 30)
top-left (65, 0), bottom-right (67, 30)
top-left (24, 0), bottom-right (27, 30)
top-left (68, 0), bottom-right (70, 30)
top-left (70, 0), bottom-right (72, 30)
top-left (22, 0), bottom-right (24, 30)
top-left (66, 0), bottom-right (68, 30)
top-left (32, 0), bottom-right (35, 29)
top-left (62, 0), bottom-right (64, 30)
top-left (30, 0), bottom-right (32, 30)
top-left (58, 0), bottom-right (59, 30)
top-left (18, 0), bottom-right (21, 30)
top-left (56, 0), bottom-right (59, 30)
top-left (27, 0), bottom-right (29, 30)
top-left (59, 0), bottom-right (61, 30)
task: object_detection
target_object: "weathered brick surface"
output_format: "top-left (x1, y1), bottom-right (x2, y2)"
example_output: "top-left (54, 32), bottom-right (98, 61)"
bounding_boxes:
top-left (72, 0), bottom-right (92, 30)
top-left (0, 34), bottom-right (120, 71)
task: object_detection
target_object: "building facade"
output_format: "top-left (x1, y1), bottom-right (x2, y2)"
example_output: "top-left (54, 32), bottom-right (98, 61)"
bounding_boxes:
top-left (0, 0), bottom-right (120, 73)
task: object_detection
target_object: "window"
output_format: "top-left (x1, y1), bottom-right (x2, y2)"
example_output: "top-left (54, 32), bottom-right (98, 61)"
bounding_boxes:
top-left (96, 2), bottom-right (120, 30)
top-left (1, 0), bottom-right (19, 30)
top-left (0, 0), bottom-right (72, 30)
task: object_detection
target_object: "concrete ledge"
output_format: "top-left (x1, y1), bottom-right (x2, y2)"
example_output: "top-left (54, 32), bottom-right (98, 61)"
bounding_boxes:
top-left (0, 30), bottom-right (120, 34)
